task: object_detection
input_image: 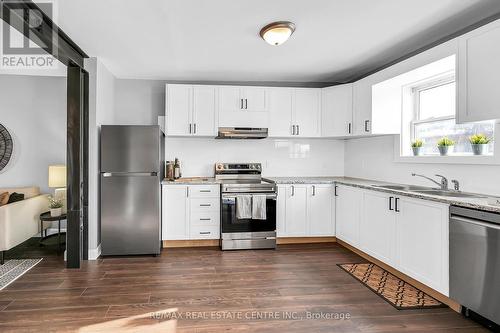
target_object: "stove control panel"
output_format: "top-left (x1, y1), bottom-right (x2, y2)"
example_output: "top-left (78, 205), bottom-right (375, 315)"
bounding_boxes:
top-left (215, 163), bottom-right (261, 173)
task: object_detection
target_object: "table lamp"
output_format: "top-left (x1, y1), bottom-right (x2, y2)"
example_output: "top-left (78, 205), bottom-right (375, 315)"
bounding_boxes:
top-left (48, 165), bottom-right (67, 214)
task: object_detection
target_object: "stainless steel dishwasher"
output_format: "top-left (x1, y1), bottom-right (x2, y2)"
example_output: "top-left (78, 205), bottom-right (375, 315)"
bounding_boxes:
top-left (450, 206), bottom-right (500, 326)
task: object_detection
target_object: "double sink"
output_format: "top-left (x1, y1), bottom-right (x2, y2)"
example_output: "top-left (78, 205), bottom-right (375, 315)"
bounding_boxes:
top-left (373, 184), bottom-right (487, 198)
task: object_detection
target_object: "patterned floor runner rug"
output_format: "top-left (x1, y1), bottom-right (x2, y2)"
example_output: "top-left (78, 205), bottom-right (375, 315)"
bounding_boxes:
top-left (0, 259), bottom-right (42, 291)
top-left (338, 262), bottom-right (446, 310)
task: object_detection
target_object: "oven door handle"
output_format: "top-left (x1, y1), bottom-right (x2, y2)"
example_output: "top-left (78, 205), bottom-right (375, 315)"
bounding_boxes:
top-left (222, 193), bottom-right (277, 199)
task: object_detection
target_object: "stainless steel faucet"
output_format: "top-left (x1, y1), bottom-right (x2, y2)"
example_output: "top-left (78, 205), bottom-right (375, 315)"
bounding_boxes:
top-left (411, 173), bottom-right (449, 190)
top-left (451, 179), bottom-right (460, 191)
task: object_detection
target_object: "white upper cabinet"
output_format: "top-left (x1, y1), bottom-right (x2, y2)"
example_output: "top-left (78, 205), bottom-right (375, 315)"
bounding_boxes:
top-left (165, 84), bottom-right (216, 137)
top-left (458, 19), bottom-right (500, 123)
top-left (218, 86), bottom-right (269, 128)
top-left (321, 84), bottom-right (353, 137)
top-left (353, 78), bottom-right (373, 135)
top-left (166, 85), bottom-right (191, 136)
top-left (293, 88), bottom-right (321, 137)
top-left (268, 88), bottom-right (294, 137)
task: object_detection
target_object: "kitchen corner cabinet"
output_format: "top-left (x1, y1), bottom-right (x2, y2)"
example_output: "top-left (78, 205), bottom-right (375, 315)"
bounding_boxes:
top-left (162, 184), bottom-right (220, 241)
top-left (458, 19), bottom-right (500, 123)
top-left (277, 184), bottom-right (335, 237)
top-left (165, 84), bottom-right (217, 137)
top-left (268, 88), bottom-right (321, 138)
top-left (321, 84), bottom-right (353, 137)
top-left (352, 78), bottom-right (373, 135)
top-left (335, 185), bottom-right (449, 296)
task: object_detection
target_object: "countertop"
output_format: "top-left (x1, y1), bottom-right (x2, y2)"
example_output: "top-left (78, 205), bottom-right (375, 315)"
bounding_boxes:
top-left (267, 176), bottom-right (500, 213)
top-left (161, 177), bottom-right (220, 185)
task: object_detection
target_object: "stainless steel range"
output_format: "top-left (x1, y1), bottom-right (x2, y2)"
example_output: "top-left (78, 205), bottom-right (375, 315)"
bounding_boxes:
top-left (215, 163), bottom-right (277, 250)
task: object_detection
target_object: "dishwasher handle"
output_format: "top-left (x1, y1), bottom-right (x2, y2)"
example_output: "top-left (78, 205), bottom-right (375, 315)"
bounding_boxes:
top-left (451, 215), bottom-right (500, 230)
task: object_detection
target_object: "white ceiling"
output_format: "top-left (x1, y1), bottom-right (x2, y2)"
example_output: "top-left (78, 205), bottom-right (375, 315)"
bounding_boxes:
top-left (54, 0), bottom-right (500, 83)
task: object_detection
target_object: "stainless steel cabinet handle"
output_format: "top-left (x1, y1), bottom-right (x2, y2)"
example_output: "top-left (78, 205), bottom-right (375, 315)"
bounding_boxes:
top-left (292, 125), bottom-right (296, 135)
top-left (240, 98), bottom-right (243, 109)
top-left (200, 231), bottom-right (211, 235)
top-left (334, 185), bottom-right (338, 197)
top-left (245, 99), bottom-right (248, 109)
top-left (348, 123), bottom-right (352, 134)
top-left (193, 123), bottom-right (197, 134)
top-left (189, 123), bottom-right (192, 134)
top-left (296, 125), bottom-right (300, 136)
top-left (312, 185), bottom-right (316, 196)
top-left (395, 197), bottom-right (400, 212)
top-left (199, 190), bottom-right (211, 193)
top-left (291, 186), bottom-right (295, 196)
top-left (364, 120), bottom-right (370, 132)
top-left (199, 218), bottom-right (211, 221)
top-left (200, 204), bottom-right (211, 207)
top-left (186, 187), bottom-right (189, 198)
top-left (389, 196), bottom-right (394, 211)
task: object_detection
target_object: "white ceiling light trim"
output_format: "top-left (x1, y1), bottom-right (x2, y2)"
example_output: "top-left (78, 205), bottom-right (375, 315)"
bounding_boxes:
top-left (259, 21), bottom-right (296, 46)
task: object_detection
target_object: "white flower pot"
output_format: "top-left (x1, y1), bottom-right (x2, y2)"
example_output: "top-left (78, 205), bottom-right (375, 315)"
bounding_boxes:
top-left (438, 145), bottom-right (454, 156)
top-left (471, 144), bottom-right (488, 155)
top-left (412, 147), bottom-right (422, 156)
top-left (50, 208), bottom-right (62, 217)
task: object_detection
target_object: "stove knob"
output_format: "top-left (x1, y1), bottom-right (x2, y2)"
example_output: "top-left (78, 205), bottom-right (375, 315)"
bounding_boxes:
top-left (217, 164), bottom-right (223, 170)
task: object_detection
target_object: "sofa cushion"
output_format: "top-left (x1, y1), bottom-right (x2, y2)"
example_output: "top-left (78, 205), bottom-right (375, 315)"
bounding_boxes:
top-left (0, 192), bottom-right (9, 206)
top-left (0, 187), bottom-right (40, 199)
top-left (7, 192), bottom-right (24, 204)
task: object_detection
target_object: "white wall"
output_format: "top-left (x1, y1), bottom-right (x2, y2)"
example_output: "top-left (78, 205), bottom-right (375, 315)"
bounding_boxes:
top-left (344, 135), bottom-right (500, 196)
top-left (114, 79), bottom-right (164, 125)
top-left (86, 58), bottom-right (116, 259)
top-left (166, 137), bottom-right (345, 177)
top-left (0, 74), bottom-right (66, 194)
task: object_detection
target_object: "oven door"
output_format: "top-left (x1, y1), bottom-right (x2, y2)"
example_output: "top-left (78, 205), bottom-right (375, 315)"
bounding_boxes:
top-left (221, 193), bottom-right (277, 233)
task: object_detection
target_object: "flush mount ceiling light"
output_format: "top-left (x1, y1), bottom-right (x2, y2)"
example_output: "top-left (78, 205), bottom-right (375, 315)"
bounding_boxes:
top-left (259, 21), bottom-right (296, 46)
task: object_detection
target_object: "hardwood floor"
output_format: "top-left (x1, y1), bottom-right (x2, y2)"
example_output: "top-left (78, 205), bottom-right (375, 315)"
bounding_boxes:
top-left (0, 243), bottom-right (489, 332)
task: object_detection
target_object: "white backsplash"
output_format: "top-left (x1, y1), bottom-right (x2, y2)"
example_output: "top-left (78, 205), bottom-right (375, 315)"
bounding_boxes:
top-left (165, 137), bottom-right (345, 177)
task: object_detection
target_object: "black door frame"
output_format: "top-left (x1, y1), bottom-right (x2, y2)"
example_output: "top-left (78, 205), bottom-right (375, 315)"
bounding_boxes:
top-left (1, 0), bottom-right (89, 268)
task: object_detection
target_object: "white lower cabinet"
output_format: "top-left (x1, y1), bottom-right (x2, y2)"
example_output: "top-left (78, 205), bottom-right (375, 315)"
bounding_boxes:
top-left (335, 185), bottom-right (449, 296)
top-left (277, 184), bottom-right (335, 237)
top-left (359, 191), bottom-right (396, 266)
top-left (396, 196), bottom-right (449, 295)
top-left (335, 185), bottom-right (362, 247)
top-left (162, 184), bottom-right (220, 241)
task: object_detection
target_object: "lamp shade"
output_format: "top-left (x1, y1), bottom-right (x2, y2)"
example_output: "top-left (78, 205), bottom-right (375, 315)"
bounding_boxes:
top-left (48, 165), bottom-right (66, 188)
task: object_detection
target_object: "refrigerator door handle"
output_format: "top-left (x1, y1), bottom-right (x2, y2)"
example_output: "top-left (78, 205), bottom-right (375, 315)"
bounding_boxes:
top-left (102, 172), bottom-right (158, 177)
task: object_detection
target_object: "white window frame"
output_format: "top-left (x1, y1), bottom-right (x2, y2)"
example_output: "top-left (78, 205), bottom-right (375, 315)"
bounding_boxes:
top-left (410, 73), bottom-right (456, 144)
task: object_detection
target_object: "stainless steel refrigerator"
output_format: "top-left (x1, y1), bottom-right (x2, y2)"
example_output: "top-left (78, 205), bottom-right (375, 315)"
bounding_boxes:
top-left (100, 125), bottom-right (164, 256)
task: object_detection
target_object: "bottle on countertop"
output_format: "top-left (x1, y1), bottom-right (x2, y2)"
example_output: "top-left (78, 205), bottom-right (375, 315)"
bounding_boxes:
top-left (166, 161), bottom-right (175, 180)
top-left (173, 158), bottom-right (181, 179)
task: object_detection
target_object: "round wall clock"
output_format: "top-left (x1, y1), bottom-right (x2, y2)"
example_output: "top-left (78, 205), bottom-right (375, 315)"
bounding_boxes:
top-left (0, 124), bottom-right (13, 171)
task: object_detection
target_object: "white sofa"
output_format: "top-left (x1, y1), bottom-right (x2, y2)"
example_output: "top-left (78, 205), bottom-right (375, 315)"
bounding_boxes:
top-left (0, 187), bottom-right (50, 264)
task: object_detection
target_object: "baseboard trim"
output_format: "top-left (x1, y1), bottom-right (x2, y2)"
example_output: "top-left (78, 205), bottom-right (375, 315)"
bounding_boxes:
top-left (277, 237), bottom-right (337, 244)
top-left (88, 244), bottom-right (101, 260)
top-left (162, 240), bottom-right (219, 248)
top-left (336, 239), bottom-right (460, 313)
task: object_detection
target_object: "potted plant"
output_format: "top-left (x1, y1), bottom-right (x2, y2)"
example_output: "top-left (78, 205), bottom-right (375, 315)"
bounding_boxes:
top-left (437, 137), bottom-right (455, 156)
top-left (469, 134), bottom-right (492, 155)
top-left (48, 196), bottom-right (63, 217)
top-left (411, 139), bottom-right (424, 156)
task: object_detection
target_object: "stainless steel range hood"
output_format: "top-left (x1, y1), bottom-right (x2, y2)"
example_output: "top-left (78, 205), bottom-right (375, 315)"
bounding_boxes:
top-left (216, 127), bottom-right (268, 139)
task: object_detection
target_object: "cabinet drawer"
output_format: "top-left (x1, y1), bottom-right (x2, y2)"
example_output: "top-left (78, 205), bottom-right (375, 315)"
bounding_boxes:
top-left (188, 185), bottom-right (220, 198)
top-left (190, 225), bottom-right (220, 239)
top-left (190, 198), bottom-right (220, 212)
top-left (190, 210), bottom-right (220, 226)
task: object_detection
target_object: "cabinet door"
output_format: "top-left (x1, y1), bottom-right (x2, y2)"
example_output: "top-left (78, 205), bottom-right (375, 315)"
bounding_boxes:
top-left (269, 88), bottom-right (293, 137)
top-left (335, 185), bottom-right (361, 247)
top-left (285, 185), bottom-right (308, 236)
top-left (321, 85), bottom-right (353, 137)
top-left (458, 20), bottom-right (500, 123)
top-left (276, 185), bottom-right (287, 237)
top-left (243, 87), bottom-right (268, 112)
top-left (219, 86), bottom-right (243, 112)
top-left (396, 197), bottom-right (449, 295)
top-left (360, 191), bottom-right (396, 265)
top-left (353, 78), bottom-right (372, 135)
top-left (308, 185), bottom-right (334, 236)
top-left (162, 185), bottom-right (189, 240)
top-left (192, 86), bottom-right (217, 136)
top-left (166, 85), bottom-right (192, 136)
top-left (293, 89), bottom-right (321, 137)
